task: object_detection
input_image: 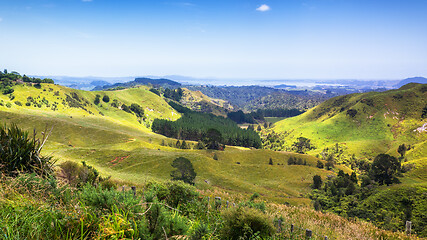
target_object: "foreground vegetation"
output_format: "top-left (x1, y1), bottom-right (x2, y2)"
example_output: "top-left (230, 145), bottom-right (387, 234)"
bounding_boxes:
top-left (2, 172), bottom-right (419, 240)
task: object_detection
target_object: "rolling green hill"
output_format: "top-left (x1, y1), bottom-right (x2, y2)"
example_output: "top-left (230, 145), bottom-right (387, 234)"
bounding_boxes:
top-left (270, 83), bottom-right (427, 166)
top-left (0, 81), bottom-right (338, 206)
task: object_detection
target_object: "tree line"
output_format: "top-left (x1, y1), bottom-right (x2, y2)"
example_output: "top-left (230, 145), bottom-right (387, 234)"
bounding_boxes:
top-left (1, 69), bottom-right (54, 95)
top-left (152, 102), bottom-right (262, 149)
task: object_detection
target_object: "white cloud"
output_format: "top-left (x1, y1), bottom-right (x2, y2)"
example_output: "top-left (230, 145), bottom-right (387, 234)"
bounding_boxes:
top-left (82, 0), bottom-right (93, 2)
top-left (256, 4), bottom-right (270, 12)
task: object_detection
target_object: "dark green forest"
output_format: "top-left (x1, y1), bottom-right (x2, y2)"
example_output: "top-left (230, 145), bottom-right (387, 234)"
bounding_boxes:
top-left (152, 102), bottom-right (262, 149)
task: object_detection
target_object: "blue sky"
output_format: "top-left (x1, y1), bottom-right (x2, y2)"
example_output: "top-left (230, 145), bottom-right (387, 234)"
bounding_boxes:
top-left (0, 0), bottom-right (426, 79)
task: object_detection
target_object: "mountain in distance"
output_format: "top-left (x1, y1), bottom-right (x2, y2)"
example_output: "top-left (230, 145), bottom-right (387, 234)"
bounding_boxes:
top-left (94, 77), bottom-right (181, 90)
top-left (394, 77), bottom-right (427, 88)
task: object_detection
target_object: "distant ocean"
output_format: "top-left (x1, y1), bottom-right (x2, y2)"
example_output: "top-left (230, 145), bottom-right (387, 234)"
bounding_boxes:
top-left (177, 78), bottom-right (342, 88)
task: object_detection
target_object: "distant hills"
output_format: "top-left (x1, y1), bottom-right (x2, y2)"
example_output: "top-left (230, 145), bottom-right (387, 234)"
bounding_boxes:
top-left (187, 85), bottom-right (331, 111)
top-left (394, 77), bottom-right (427, 88)
top-left (94, 77), bottom-right (181, 90)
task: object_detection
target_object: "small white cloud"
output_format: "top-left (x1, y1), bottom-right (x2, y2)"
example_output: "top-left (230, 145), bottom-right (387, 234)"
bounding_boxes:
top-left (256, 4), bottom-right (270, 12)
top-left (82, 0), bottom-right (93, 2)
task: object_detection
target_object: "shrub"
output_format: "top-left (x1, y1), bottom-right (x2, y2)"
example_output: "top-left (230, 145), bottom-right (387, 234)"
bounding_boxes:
top-left (165, 181), bottom-right (199, 209)
top-left (220, 207), bottom-right (275, 240)
top-left (59, 161), bottom-right (112, 189)
top-left (190, 221), bottom-right (210, 240)
top-left (94, 94), bottom-right (101, 105)
top-left (0, 124), bottom-right (54, 177)
top-left (149, 88), bottom-right (161, 96)
top-left (312, 175), bottom-right (322, 189)
top-left (346, 109), bottom-right (358, 118)
top-left (102, 95), bottom-right (110, 102)
top-left (80, 184), bottom-right (140, 213)
top-left (14, 101), bottom-right (22, 106)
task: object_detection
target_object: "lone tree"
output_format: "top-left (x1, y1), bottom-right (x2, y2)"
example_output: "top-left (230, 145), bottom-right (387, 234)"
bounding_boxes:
top-left (397, 144), bottom-right (407, 158)
top-left (269, 158), bottom-right (273, 165)
top-left (370, 153), bottom-right (401, 185)
top-left (170, 157), bottom-right (197, 185)
top-left (102, 95), bottom-right (110, 103)
top-left (312, 175), bottom-right (322, 189)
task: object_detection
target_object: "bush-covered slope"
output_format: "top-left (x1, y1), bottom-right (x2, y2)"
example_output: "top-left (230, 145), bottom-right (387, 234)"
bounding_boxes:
top-left (271, 83), bottom-right (427, 160)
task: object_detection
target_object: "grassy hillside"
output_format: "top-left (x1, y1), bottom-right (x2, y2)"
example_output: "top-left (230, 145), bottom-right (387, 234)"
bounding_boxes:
top-left (0, 82), bottom-right (337, 205)
top-left (271, 83), bottom-right (427, 162)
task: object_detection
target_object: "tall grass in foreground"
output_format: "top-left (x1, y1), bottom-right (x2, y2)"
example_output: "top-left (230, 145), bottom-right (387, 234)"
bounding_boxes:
top-left (0, 172), bottom-right (421, 240)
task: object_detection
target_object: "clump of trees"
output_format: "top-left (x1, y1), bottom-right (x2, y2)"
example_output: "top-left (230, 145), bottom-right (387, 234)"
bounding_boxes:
top-left (309, 153), bottom-right (427, 235)
top-left (152, 111), bottom-right (261, 149)
top-left (163, 88), bottom-right (183, 101)
top-left (0, 70), bottom-right (54, 95)
top-left (292, 137), bottom-right (315, 154)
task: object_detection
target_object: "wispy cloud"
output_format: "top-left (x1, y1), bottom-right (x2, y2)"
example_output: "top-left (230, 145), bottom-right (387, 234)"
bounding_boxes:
top-left (0, 18), bottom-right (2, 22)
top-left (180, 2), bottom-right (194, 6)
top-left (82, 0), bottom-right (93, 2)
top-left (256, 4), bottom-right (271, 12)
top-left (165, 2), bottom-right (195, 7)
